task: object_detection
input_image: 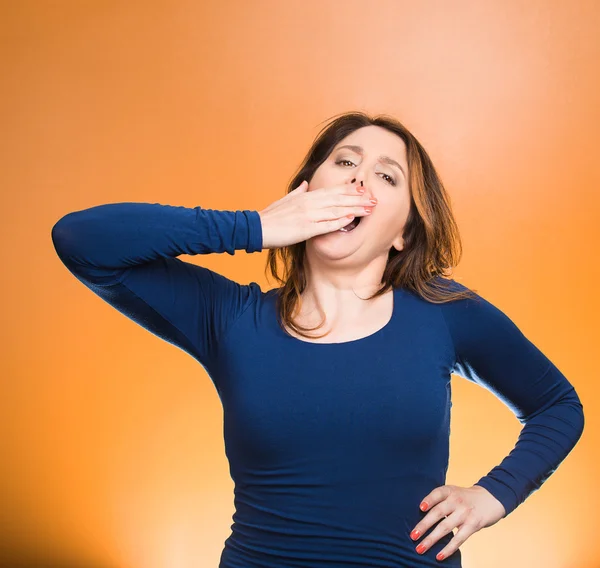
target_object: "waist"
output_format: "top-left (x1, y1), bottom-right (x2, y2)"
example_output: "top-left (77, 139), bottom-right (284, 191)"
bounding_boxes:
top-left (218, 483), bottom-right (461, 567)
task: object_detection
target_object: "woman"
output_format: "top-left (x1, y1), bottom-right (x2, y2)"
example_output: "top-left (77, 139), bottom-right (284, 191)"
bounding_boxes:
top-left (51, 111), bottom-right (585, 567)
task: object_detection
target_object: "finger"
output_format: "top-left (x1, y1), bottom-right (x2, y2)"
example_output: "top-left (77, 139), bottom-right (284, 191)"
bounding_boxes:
top-left (291, 180), bottom-right (309, 193)
top-left (311, 182), bottom-right (364, 198)
top-left (414, 510), bottom-right (462, 556)
top-left (313, 205), bottom-right (374, 222)
top-left (411, 498), bottom-right (454, 542)
top-left (412, 487), bottom-right (460, 538)
top-left (420, 485), bottom-right (454, 512)
top-left (325, 193), bottom-right (378, 208)
top-left (434, 520), bottom-right (478, 562)
top-left (305, 183), bottom-right (374, 225)
top-left (308, 190), bottom-right (376, 222)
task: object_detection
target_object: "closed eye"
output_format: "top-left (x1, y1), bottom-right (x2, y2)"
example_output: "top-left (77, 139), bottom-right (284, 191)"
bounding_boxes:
top-left (335, 159), bottom-right (396, 186)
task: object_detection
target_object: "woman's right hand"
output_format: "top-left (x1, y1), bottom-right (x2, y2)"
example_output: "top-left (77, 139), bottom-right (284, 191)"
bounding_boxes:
top-left (258, 180), bottom-right (378, 249)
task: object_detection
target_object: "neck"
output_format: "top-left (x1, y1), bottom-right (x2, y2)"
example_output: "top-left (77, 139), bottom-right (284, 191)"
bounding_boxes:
top-left (298, 257), bottom-right (388, 322)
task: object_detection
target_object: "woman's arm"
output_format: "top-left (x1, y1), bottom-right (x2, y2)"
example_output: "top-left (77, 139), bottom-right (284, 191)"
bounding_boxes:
top-left (51, 202), bottom-right (263, 377)
top-left (437, 278), bottom-right (585, 518)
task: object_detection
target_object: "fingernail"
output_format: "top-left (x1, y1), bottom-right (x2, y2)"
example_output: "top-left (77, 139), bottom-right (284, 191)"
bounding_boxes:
top-left (437, 552), bottom-right (445, 561)
top-left (410, 529), bottom-right (420, 540)
top-left (416, 544), bottom-right (427, 554)
top-left (420, 502), bottom-right (429, 511)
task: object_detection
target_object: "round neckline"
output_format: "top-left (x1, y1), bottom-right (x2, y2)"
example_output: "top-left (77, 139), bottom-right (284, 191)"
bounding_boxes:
top-left (271, 287), bottom-right (398, 346)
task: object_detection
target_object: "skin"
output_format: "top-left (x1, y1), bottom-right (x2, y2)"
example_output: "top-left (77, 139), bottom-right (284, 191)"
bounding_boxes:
top-left (296, 125), bottom-right (409, 338)
top-left (297, 125), bottom-right (507, 560)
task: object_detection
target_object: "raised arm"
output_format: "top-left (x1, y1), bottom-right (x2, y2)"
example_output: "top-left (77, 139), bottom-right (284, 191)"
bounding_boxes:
top-left (51, 202), bottom-right (263, 377)
top-left (437, 279), bottom-right (585, 518)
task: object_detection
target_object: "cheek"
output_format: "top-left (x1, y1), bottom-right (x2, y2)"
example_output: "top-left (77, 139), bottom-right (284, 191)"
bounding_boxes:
top-left (308, 172), bottom-right (324, 188)
top-left (373, 202), bottom-right (407, 233)
top-left (376, 200), bottom-right (402, 220)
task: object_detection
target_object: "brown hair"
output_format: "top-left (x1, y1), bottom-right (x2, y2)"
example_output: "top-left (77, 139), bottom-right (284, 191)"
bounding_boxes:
top-left (264, 110), bottom-right (479, 339)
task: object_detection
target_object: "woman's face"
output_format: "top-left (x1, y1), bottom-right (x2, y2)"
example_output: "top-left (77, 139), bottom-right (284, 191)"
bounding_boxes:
top-left (306, 125), bottom-right (411, 265)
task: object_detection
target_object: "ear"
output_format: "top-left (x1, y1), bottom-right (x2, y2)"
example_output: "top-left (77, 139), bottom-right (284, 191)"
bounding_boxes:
top-left (391, 233), bottom-right (404, 252)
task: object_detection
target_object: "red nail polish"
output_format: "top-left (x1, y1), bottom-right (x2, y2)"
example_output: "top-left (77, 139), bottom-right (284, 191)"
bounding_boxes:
top-left (416, 543), bottom-right (426, 554)
top-left (437, 552), bottom-right (445, 561)
top-left (410, 529), bottom-right (420, 540)
top-left (420, 502), bottom-right (429, 511)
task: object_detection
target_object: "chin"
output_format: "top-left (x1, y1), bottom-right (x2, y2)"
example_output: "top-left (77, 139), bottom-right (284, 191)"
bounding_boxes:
top-left (305, 237), bottom-right (364, 262)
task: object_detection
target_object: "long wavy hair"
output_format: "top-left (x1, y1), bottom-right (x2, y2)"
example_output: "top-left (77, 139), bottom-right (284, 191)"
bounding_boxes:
top-left (265, 111), bottom-right (478, 340)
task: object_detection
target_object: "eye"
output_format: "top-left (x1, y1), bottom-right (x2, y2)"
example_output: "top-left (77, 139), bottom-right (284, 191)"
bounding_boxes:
top-left (380, 172), bottom-right (396, 186)
top-left (334, 159), bottom-right (397, 186)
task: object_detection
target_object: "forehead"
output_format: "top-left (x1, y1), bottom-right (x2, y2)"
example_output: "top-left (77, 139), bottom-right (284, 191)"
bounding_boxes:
top-left (333, 126), bottom-right (408, 177)
top-left (334, 126), bottom-right (407, 160)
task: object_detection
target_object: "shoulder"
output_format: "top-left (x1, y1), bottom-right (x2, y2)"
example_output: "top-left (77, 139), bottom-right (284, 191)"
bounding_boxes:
top-left (431, 277), bottom-right (530, 356)
top-left (400, 275), bottom-right (484, 309)
top-left (429, 274), bottom-right (477, 296)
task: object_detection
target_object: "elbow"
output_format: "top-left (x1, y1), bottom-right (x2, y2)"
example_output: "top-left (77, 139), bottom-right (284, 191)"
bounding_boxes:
top-left (520, 386), bottom-right (585, 446)
top-left (573, 392), bottom-right (585, 441)
top-left (561, 387), bottom-right (585, 445)
top-left (51, 212), bottom-right (83, 259)
top-left (51, 218), bottom-right (68, 257)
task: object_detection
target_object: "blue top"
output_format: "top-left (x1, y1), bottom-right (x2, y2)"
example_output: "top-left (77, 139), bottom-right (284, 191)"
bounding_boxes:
top-left (51, 202), bottom-right (584, 567)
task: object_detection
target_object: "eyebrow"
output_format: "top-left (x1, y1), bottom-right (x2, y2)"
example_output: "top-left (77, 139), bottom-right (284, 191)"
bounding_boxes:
top-left (335, 144), bottom-right (406, 179)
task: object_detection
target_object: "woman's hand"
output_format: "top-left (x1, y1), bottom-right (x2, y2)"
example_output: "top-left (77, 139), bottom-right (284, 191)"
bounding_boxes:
top-left (258, 180), bottom-right (378, 249)
top-left (409, 484), bottom-right (507, 562)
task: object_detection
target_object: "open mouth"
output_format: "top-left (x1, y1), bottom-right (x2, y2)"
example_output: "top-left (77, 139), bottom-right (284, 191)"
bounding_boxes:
top-left (338, 216), bottom-right (362, 233)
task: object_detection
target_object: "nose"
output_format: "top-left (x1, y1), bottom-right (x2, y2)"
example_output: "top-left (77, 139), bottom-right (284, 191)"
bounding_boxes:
top-left (350, 177), bottom-right (374, 198)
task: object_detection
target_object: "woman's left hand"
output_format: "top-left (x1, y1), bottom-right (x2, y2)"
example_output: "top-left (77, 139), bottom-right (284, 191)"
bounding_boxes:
top-left (409, 484), bottom-right (507, 562)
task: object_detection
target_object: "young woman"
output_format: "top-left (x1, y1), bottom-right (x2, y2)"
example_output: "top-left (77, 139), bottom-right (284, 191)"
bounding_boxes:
top-left (51, 111), bottom-right (585, 567)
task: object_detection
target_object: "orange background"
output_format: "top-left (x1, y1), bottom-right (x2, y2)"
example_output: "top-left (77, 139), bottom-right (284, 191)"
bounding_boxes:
top-left (1, 1), bottom-right (598, 567)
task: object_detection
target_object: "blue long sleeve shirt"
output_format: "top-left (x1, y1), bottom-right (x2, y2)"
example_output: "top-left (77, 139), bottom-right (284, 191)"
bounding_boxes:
top-left (51, 202), bottom-right (585, 568)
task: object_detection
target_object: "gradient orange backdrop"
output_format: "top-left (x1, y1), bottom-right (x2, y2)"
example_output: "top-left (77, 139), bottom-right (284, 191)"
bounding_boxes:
top-left (1, 1), bottom-right (598, 567)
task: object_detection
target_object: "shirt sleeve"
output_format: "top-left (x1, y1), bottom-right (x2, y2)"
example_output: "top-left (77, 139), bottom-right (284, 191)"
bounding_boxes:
top-left (437, 278), bottom-right (585, 518)
top-left (51, 202), bottom-right (264, 379)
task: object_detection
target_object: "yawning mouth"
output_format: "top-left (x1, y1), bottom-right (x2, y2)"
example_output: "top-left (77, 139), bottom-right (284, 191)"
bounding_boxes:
top-left (338, 216), bottom-right (362, 233)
